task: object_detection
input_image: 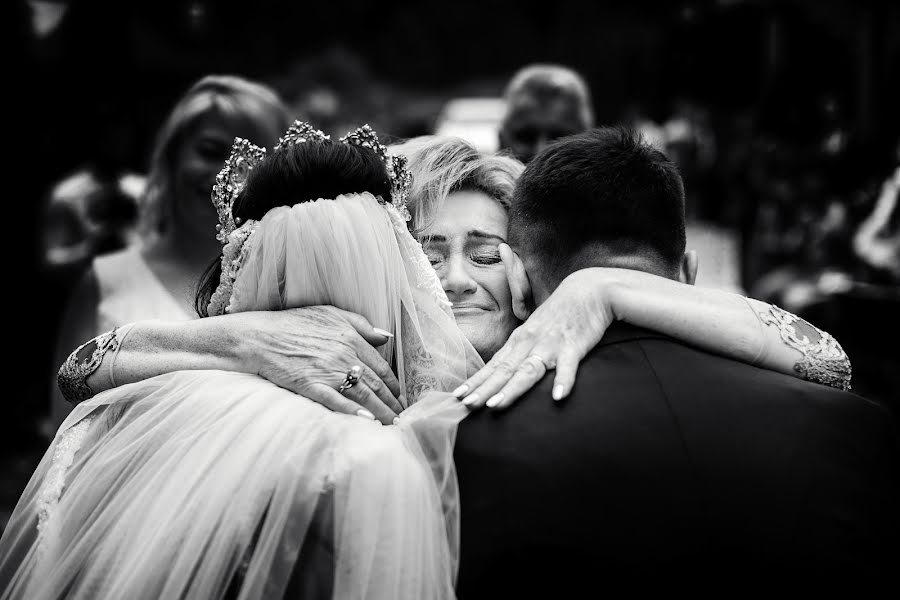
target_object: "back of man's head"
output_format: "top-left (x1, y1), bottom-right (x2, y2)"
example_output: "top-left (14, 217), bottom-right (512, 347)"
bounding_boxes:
top-left (509, 126), bottom-right (687, 298)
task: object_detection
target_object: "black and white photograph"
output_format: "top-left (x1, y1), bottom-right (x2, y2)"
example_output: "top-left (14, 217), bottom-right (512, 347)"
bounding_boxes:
top-left (3, 0), bottom-right (899, 597)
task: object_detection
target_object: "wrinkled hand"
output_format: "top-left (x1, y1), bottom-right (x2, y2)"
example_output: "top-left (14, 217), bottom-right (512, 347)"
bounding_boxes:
top-left (235, 306), bottom-right (402, 424)
top-left (455, 248), bottom-right (616, 409)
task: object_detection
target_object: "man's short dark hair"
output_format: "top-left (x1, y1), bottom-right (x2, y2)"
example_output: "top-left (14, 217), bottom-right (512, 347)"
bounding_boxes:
top-left (509, 126), bottom-right (686, 282)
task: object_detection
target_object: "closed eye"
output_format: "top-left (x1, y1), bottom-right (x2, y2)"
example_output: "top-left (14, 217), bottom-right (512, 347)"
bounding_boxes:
top-left (470, 250), bottom-right (501, 266)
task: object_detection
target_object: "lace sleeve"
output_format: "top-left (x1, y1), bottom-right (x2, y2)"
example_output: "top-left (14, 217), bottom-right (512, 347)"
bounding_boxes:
top-left (757, 305), bottom-right (852, 391)
top-left (57, 327), bottom-right (121, 404)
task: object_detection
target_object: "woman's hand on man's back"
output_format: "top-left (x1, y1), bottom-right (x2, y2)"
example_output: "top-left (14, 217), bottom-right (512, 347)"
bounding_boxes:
top-left (455, 251), bottom-right (617, 410)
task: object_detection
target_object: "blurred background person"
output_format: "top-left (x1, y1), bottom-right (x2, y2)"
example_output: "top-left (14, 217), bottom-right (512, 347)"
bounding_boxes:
top-left (497, 63), bottom-right (594, 164)
top-left (497, 63), bottom-right (744, 293)
top-left (48, 74), bottom-right (293, 431)
top-left (40, 170), bottom-right (144, 288)
top-left (661, 96), bottom-right (744, 293)
top-left (852, 154), bottom-right (900, 283)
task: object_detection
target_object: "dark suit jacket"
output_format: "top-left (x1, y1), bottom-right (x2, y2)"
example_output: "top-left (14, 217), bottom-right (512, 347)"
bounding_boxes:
top-left (453, 324), bottom-right (900, 596)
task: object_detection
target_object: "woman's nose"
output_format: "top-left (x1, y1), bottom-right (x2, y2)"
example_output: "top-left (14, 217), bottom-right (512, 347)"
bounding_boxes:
top-left (441, 255), bottom-right (477, 299)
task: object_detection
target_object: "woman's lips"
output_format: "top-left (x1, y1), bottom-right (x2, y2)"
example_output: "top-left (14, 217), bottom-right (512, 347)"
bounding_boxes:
top-left (451, 304), bottom-right (490, 316)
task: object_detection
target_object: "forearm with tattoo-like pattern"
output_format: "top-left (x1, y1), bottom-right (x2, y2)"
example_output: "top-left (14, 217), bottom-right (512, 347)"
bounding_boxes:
top-left (57, 328), bottom-right (121, 404)
top-left (758, 305), bottom-right (852, 391)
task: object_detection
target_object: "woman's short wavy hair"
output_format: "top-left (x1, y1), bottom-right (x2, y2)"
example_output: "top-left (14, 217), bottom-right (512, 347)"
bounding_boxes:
top-left (140, 74), bottom-right (293, 239)
top-left (388, 136), bottom-right (525, 236)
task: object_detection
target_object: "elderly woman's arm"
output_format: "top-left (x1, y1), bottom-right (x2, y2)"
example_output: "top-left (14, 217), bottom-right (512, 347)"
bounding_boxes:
top-left (56, 308), bottom-right (403, 424)
top-left (458, 262), bottom-right (851, 409)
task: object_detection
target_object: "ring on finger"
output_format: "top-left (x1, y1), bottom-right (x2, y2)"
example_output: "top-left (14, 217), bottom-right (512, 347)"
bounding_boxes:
top-left (529, 354), bottom-right (553, 370)
top-left (516, 354), bottom-right (548, 375)
top-left (338, 365), bottom-right (362, 394)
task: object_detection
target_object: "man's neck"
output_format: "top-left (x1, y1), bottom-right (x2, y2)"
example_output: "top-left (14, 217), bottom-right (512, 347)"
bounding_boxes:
top-left (530, 258), bottom-right (677, 309)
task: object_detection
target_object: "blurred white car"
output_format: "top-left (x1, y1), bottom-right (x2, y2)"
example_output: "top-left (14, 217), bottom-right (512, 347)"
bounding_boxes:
top-left (434, 97), bottom-right (506, 154)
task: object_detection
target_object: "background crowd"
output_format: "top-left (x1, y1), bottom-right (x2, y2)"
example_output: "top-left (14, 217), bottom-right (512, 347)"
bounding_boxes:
top-left (5, 0), bottom-right (899, 531)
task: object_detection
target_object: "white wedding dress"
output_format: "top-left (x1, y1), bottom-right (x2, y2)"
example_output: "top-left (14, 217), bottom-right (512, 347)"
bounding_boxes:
top-left (1, 193), bottom-right (480, 599)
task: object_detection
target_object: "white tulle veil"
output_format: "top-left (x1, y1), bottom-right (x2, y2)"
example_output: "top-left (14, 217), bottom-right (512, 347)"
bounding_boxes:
top-left (228, 192), bottom-right (477, 402)
top-left (0, 193), bottom-right (481, 599)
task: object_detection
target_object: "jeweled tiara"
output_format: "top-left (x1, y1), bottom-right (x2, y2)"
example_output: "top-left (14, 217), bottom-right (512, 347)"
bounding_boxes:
top-left (211, 120), bottom-right (412, 244)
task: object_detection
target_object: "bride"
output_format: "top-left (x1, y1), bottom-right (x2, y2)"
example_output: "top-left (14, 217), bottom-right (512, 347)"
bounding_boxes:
top-left (0, 123), bottom-right (475, 599)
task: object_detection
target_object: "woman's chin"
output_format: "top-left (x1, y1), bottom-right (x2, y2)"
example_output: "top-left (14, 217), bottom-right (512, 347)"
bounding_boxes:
top-left (452, 309), bottom-right (491, 334)
top-left (455, 316), bottom-right (508, 362)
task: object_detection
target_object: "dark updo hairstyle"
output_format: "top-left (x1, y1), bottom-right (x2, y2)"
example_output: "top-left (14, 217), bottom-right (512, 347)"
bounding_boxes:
top-left (194, 140), bottom-right (393, 316)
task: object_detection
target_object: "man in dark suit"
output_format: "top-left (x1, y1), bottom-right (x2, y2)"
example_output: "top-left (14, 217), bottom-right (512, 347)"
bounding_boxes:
top-left (453, 127), bottom-right (900, 595)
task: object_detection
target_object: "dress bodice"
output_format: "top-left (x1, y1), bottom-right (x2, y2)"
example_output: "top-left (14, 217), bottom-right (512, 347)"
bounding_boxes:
top-left (92, 248), bottom-right (193, 331)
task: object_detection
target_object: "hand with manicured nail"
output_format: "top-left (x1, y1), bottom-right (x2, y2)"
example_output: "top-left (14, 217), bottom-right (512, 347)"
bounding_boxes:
top-left (456, 246), bottom-right (616, 410)
top-left (238, 306), bottom-right (403, 424)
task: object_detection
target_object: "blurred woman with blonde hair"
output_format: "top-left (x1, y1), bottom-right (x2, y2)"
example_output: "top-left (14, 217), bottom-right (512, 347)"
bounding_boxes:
top-left (49, 74), bottom-right (292, 429)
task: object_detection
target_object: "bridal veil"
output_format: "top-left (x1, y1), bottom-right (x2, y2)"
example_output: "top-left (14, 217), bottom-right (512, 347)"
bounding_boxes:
top-left (0, 193), bottom-right (477, 599)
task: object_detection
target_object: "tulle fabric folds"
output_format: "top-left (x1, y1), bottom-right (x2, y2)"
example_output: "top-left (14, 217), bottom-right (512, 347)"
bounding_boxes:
top-left (229, 193), bottom-right (477, 403)
top-left (1, 193), bottom-right (480, 599)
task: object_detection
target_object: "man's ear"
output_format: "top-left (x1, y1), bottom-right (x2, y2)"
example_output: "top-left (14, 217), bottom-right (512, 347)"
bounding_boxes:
top-left (679, 250), bottom-right (698, 285)
top-left (499, 243), bottom-right (533, 320)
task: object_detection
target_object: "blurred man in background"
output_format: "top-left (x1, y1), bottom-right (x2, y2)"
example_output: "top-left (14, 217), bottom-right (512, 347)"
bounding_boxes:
top-left (498, 64), bottom-right (594, 163)
top-left (498, 63), bottom-right (743, 293)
